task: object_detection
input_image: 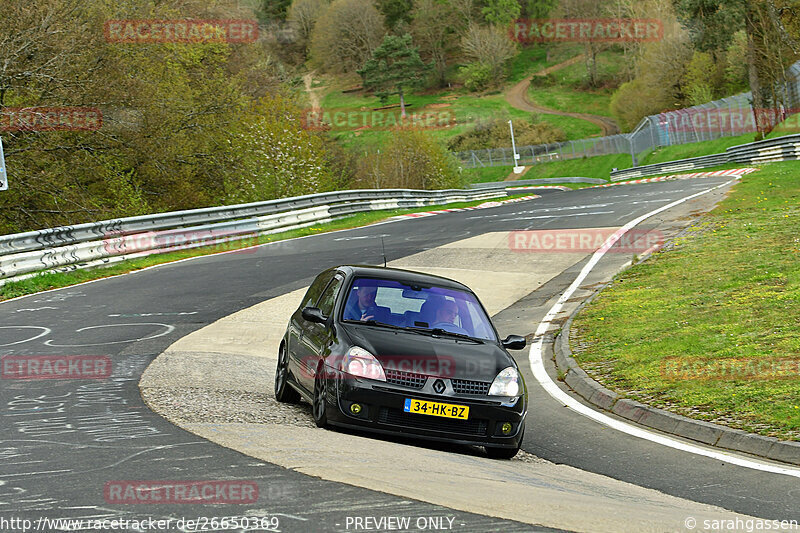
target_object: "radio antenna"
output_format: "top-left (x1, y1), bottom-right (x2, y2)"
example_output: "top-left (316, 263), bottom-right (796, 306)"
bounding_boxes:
top-left (380, 236), bottom-right (387, 268)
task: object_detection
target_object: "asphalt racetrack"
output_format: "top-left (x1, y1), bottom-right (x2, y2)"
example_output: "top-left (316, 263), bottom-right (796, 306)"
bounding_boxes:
top-left (2, 177), bottom-right (798, 532)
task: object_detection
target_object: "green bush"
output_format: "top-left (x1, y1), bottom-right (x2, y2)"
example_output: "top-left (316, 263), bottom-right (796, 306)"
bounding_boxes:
top-left (446, 116), bottom-right (566, 151)
top-left (460, 62), bottom-right (493, 92)
top-left (357, 128), bottom-right (462, 189)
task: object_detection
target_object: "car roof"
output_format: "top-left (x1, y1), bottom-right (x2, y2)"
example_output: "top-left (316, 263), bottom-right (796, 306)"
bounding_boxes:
top-left (335, 265), bottom-right (472, 291)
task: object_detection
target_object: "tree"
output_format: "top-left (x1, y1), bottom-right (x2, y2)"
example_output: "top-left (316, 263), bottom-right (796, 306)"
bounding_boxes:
top-left (411, 0), bottom-right (466, 86)
top-left (356, 129), bottom-right (461, 189)
top-left (0, 0), bottom-right (336, 234)
top-left (309, 0), bottom-right (385, 73)
top-left (288, 0), bottom-right (328, 50)
top-left (523, 0), bottom-right (556, 18)
top-left (357, 34), bottom-right (430, 117)
top-left (522, 0), bottom-right (558, 61)
top-left (376, 0), bottom-right (415, 29)
top-left (482, 0), bottom-right (521, 26)
top-left (226, 94), bottom-right (334, 203)
top-left (559, 0), bottom-right (609, 88)
top-left (460, 24), bottom-right (517, 84)
top-left (682, 51), bottom-right (717, 104)
top-left (673, 0), bottom-right (798, 137)
top-left (258, 0), bottom-right (294, 22)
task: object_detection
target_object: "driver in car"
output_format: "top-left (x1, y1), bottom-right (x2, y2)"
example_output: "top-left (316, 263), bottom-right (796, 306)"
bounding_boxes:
top-left (431, 299), bottom-right (469, 335)
top-left (343, 282), bottom-right (391, 322)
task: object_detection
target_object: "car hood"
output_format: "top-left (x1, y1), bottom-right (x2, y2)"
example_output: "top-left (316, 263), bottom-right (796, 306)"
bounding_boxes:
top-left (340, 323), bottom-right (514, 382)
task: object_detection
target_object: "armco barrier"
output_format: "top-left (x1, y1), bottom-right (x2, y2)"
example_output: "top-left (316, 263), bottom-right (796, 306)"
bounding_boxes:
top-left (609, 153), bottom-right (729, 181)
top-left (610, 133), bottom-right (800, 181)
top-left (469, 177), bottom-right (607, 188)
top-left (0, 188), bottom-right (507, 284)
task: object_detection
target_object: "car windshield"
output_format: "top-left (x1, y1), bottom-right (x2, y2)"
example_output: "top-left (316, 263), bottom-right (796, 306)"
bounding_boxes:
top-left (341, 276), bottom-right (497, 342)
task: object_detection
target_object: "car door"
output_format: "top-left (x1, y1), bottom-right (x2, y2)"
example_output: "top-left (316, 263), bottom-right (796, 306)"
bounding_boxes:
top-left (296, 273), bottom-right (344, 393)
top-left (287, 270), bottom-right (333, 388)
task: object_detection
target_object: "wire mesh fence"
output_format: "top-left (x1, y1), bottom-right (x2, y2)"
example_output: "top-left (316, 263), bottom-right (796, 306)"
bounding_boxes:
top-left (455, 61), bottom-right (800, 169)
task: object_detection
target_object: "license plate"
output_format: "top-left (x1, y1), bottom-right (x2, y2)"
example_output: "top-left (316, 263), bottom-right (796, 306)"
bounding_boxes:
top-left (403, 398), bottom-right (469, 420)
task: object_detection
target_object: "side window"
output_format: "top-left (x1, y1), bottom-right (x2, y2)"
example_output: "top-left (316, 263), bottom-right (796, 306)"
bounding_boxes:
top-left (301, 271), bottom-right (333, 309)
top-left (317, 276), bottom-right (343, 317)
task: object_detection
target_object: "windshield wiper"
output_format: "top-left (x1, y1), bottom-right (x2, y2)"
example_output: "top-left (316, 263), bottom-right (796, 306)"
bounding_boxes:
top-left (412, 327), bottom-right (484, 343)
top-left (344, 320), bottom-right (428, 335)
top-left (344, 320), bottom-right (485, 342)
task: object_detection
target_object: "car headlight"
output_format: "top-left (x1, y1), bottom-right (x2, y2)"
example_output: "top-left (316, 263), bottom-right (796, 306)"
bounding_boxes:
top-left (488, 367), bottom-right (520, 396)
top-left (341, 346), bottom-right (386, 381)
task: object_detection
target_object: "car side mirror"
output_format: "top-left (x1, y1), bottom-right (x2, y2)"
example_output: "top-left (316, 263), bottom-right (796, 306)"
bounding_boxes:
top-left (501, 335), bottom-right (526, 350)
top-left (301, 306), bottom-right (327, 324)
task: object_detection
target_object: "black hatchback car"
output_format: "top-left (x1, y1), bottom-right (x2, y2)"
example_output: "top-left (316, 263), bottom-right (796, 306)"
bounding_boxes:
top-left (275, 265), bottom-right (528, 459)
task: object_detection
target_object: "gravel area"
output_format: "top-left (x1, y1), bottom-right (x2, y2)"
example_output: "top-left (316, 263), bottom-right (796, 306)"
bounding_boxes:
top-left (140, 350), bottom-right (317, 427)
top-left (141, 386), bottom-right (316, 427)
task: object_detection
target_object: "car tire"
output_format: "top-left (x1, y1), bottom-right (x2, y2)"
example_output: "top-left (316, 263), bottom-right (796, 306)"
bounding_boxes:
top-left (486, 427), bottom-right (524, 460)
top-left (312, 364), bottom-right (329, 428)
top-left (275, 344), bottom-right (301, 404)
top-left (485, 446), bottom-right (520, 460)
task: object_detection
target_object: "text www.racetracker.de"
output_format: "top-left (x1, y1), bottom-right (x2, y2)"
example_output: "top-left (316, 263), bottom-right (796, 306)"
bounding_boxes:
top-left (0, 515), bottom-right (280, 532)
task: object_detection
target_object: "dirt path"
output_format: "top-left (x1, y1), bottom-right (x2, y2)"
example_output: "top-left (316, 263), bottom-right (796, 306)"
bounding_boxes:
top-left (506, 55), bottom-right (620, 136)
top-left (303, 72), bottom-right (321, 110)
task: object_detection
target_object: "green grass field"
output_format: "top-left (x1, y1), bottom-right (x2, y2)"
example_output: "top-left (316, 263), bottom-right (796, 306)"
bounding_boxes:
top-left (316, 43), bottom-right (621, 149)
top-left (570, 162), bottom-right (800, 440)
top-left (319, 87), bottom-right (533, 148)
top-left (528, 86), bottom-right (614, 117)
top-left (538, 113), bottom-right (602, 139)
top-left (524, 47), bottom-right (625, 118)
top-left (507, 43), bottom-right (584, 83)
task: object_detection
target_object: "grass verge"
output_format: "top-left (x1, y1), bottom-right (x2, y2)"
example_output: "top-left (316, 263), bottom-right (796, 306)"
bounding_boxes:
top-left (570, 162), bottom-right (800, 440)
top-left (0, 193), bottom-right (537, 303)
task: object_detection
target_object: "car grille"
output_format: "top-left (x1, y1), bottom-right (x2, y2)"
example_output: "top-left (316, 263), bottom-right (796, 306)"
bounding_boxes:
top-left (378, 407), bottom-right (488, 436)
top-left (451, 378), bottom-right (491, 395)
top-left (384, 369), bottom-right (427, 389)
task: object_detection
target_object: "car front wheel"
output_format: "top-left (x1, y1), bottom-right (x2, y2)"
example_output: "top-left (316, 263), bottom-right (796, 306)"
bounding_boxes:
top-left (486, 427), bottom-right (524, 460)
top-left (275, 344), bottom-right (301, 403)
top-left (312, 365), bottom-right (329, 428)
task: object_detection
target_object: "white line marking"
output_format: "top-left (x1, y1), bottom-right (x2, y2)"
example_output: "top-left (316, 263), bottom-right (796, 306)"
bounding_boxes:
top-left (512, 211), bottom-right (615, 221)
top-left (43, 323), bottom-right (175, 347)
top-left (0, 469), bottom-right (72, 478)
top-left (527, 178), bottom-right (800, 478)
top-left (0, 326), bottom-right (52, 347)
top-left (333, 233), bottom-right (391, 241)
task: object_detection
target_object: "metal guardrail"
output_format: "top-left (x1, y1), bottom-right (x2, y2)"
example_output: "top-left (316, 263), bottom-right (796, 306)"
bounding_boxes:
top-left (609, 133), bottom-right (800, 180)
top-left (0, 188), bottom-right (508, 284)
top-left (609, 153), bottom-right (729, 181)
top-left (469, 177), bottom-right (607, 188)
